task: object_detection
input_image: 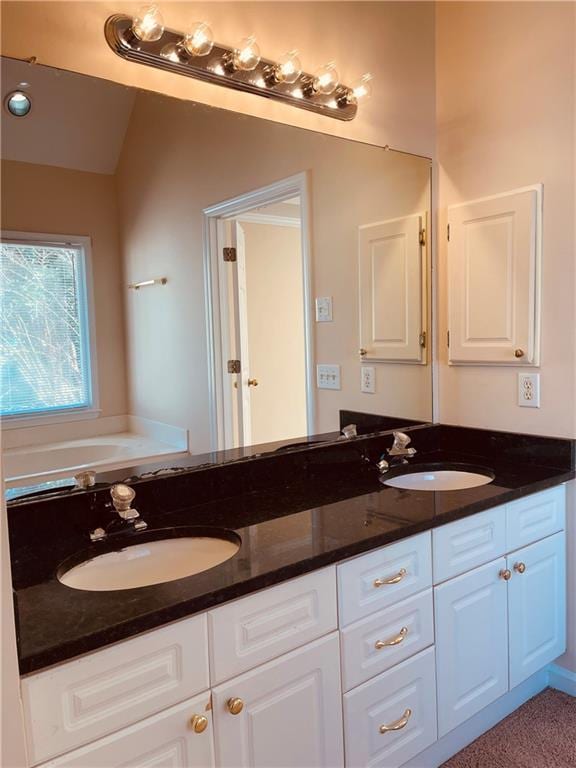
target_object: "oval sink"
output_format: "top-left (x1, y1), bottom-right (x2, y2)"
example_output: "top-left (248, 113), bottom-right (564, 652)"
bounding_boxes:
top-left (383, 465), bottom-right (494, 491)
top-left (58, 529), bottom-right (240, 591)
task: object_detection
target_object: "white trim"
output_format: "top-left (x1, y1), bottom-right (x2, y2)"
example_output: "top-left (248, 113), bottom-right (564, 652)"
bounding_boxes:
top-left (0, 230), bottom-right (100, 426)
top-left (203, 172), bottom-right (314, 451)
top-left (548, 663), bottom-right (576, 696)
top-left (235, 212), bottom-right (301, 228)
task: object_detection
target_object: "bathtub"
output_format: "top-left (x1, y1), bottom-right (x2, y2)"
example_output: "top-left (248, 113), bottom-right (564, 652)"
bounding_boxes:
top-left (3, 433), bottom-right (188, 489)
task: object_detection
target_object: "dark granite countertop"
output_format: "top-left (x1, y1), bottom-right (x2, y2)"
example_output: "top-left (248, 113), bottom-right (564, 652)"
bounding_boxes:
top-left (9, 425), bottom-right (574, 675)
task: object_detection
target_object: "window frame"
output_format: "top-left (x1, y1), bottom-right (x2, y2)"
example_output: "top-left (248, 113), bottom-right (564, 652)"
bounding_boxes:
top-left (0, 230), bottom-right (100, 428)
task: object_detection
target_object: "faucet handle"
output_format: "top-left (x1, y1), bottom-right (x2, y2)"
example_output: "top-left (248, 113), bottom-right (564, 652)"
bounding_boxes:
top-left (110, 484), bottom-right (138, 519)
top-left (74, 470), bottom-right (96, 489)
top-left (393, 431), bottom-right (411, 447)
top-left (388, 431), bottom-right (417, 457)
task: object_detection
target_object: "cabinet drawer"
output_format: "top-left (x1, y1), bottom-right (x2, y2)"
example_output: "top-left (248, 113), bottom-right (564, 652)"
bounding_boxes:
top-left (506, 486), bottom-right (565, 552)
top-left (341, 589), bottom-right (433, 692)
top-left (343, 647), bottom-right (437, 768)
top-left (208, 567), bottom-right (337, 684)
top-left (22, 614), bottom-right (209, 766)
top-left (338, 532), bottom-right (432, 627)
top-left (38, 692), bottom-right (214, 768)
top-left (433, 507), bottom-right (506, 583)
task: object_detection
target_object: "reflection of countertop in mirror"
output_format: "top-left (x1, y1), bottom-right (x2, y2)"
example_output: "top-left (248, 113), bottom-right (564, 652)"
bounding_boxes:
top-left (9, 425), bottom-right (574, 674)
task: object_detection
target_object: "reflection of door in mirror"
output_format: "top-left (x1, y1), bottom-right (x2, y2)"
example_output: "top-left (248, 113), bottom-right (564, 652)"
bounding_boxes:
top-left (211, 189), bottom-right (311, 449)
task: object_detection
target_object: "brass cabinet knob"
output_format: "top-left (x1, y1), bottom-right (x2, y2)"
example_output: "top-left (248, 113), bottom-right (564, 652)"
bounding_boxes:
top-left (374, 568), bottom-right (407, 588)
top-left (379, 708), bottom-right (412, 734)
top-left (247, 379), bottom-right (259, 387)
top-left (227, 697), bottom-right (244, 715)
top-left (499, 568), bottom-right (512, 581)
top-left (514, 349), bottom-right (525, 358)
top-left (359, 348), bottom-right (367, 357)
top-left (190, 714), bottom-right (208, 733)
top-left (514, 562), bottom-right (526, 574)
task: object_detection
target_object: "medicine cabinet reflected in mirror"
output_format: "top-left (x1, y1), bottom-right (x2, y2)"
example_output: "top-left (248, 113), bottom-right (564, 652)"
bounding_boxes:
top-left (0, 56), bottom-right (432, 493)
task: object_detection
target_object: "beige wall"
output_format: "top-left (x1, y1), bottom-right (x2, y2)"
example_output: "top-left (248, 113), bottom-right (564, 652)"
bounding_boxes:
top-left (0, 2), bottom-right (435, 156)
top-left (242, 222), bottom-right (307, 444)
top-left (436, 1), bottom-right (576, 438)
top-left (115, 92), bottom-right (431, 450)
top-left (1, 160), bottom-right (128, 420)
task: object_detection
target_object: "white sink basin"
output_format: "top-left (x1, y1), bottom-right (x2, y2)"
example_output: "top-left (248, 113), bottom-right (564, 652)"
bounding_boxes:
top-left (59, 535), bottom-right (240, 591)
top-left (384, 469), bottom-right (494, 491)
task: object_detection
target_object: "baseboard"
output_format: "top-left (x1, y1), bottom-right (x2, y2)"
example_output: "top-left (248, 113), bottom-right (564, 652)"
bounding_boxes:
top-left (548, 663), bottom-right (576, 696)
top-left (401, 668), bottom-right (549, 768)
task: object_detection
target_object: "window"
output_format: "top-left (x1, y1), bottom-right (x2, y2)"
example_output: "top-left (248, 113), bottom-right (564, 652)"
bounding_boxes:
top-left (0, 234), bottom-right (95, 421)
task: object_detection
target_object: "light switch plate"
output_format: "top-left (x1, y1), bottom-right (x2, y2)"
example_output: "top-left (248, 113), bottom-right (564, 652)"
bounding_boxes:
top-left (317, 364), bottom-right (341, 390)
top-left (518, 373), bottom-right (540, 407)
top-left (361, 366), bottom-right (376, 394)
top-left (315, 296), bottom-right (333, 322)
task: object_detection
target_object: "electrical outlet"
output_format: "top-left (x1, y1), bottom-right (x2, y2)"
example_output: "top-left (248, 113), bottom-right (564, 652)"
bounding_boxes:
top-left (361, 366), bottom-right (376, 394)
top-left (518, 373), bottom-right (540, 408)
top-left (317, 364), bottom-right (341, 390)
top-left (315, 296), bottom-right (333, 322)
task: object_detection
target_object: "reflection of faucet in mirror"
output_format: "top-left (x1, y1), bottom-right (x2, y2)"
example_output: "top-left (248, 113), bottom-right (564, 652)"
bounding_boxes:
top-left (340, 424), bottom-right (358, 439)
top-left (89, 484), bottom-right (148, 542)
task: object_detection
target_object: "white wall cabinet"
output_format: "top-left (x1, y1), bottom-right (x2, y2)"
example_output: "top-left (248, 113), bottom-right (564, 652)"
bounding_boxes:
top-left (212, 633), bottom-right (343, 768)
top-left (24, 487), bottom-right (566, 768)
top-left (447, 186), bottom-right (541, 365)
top-left (359, 214), bottom-right (426, 363)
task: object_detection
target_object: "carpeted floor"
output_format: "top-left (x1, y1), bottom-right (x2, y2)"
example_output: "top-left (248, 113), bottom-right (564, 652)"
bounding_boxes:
top-left (441, 688), bottom-right (576, 768)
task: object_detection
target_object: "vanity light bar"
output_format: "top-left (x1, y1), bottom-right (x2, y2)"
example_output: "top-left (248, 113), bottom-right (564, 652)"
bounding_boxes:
top-left (104, 10), bottom-right (372, 121)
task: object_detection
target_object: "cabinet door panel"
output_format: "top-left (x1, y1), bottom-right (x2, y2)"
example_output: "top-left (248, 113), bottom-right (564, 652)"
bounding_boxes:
top-left (508, 533), bottom-right (566, 688)
top-left (435, 558), bottom-right (508, 736)
top-left (212, 633), bottom-right (343, 768)
top-left (39, 693), bottom-right (214, 768)
top-left (343, 647), bottom-right (437, 768)
top-left (448, 187), bottom-right (540, 365)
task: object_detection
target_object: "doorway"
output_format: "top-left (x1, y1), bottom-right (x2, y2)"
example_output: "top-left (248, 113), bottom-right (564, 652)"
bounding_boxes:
top-left (204, 173), bottom-right (313, 450)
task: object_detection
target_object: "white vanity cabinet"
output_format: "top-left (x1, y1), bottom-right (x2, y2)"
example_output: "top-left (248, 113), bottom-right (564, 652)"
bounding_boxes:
top-left (21, 486), bottom-right (567, 768)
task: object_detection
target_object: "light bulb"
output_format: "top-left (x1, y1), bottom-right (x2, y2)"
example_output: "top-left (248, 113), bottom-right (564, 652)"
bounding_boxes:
top-left (234, 36), bottom-right (261, 71)
top-left (183, 21), bottom-right (213, 57)
top-left (312, 62), bottom-right (339, 95)
top-left (132, 4), bottom-right (164, 42)
top-left (351, 73), bottom-right (374, 102)
top-left (275, 50), bottom-right (302, 84)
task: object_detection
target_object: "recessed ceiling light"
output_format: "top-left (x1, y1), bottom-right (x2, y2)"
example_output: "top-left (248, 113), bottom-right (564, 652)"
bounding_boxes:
top-left (5, 90), bottom-right (32, 117)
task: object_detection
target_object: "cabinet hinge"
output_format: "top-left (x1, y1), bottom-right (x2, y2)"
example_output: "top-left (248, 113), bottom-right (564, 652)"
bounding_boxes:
top-left (419, 228), bottom-right (426, 247)
top-left (227, 359), bottom-right (241, 374)
top-left (419, 331), bottom-right (427, 348)
top-left (447, 224), bottom-right (451, 242)
top-left (223, 247), bottom-right (237, 262)
top-left (447, 330), bottom-right (450, 347)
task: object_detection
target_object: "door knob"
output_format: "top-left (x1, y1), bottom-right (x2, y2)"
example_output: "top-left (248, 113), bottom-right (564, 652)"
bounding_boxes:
top-left (190, 714), bottom-right (208, 733)
top-left (514, 562), bottom-right (526, 574)
top-left (247, 379), bottom-right (258, 387)
top-left (514, 349), bottom-right (525, 358)
top-left (499, 568), bottom-right (512, 581)
top-left (227, 697), bottom-right (244, 715)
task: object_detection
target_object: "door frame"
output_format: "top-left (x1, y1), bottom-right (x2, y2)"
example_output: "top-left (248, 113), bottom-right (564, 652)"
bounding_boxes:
top-left (203, 172), bottom-right (314, 451)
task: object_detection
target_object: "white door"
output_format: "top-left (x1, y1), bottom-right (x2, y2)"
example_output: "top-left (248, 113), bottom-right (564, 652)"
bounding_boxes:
top-left (212, 633), bottom-right (343, 768)
top-left (359, 214), bottom-right (425, 363)
top-left (508, 532), bottom-right (566, 688)
top-left (40, 693), bottom-right (214, 767)
top-left (448, 186), bottom-right (541, 365)
top-left (435, 558), bottom-right (509, 736)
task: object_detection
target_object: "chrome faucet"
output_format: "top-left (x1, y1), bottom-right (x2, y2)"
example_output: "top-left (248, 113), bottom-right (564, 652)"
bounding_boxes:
top-left (74, 470), bottom-right (96, 490)
top-left (90, 484), bottom-right (148, 542)
top-left (376, 432), bottom-right (417, 474)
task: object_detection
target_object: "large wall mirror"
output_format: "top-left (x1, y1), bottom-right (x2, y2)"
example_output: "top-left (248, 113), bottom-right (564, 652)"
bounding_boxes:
top-left (1, 57), bottom-right (432, 492)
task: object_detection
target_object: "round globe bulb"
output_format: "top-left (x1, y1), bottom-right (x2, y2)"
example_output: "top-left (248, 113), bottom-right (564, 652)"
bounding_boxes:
top-left (132, 4), bottom-right (164, 42)
top-left (235, 36), bottom-right (261, 71)
top-left (312, 62), bottom-right (339, 95)
top-left (276, 50), bottom-right (302, 84)
top-left (184, 22), bottom-right (214, 57)
top-left (351, 73), bottom-right (374, 102)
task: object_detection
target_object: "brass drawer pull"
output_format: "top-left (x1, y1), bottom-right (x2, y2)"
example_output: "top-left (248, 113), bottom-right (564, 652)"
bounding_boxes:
top-left (379, 708), bottom-right (412, 734)
top-left (190, 714), bottom-right (208, 733)
top-left (514, 562), bottom-right (526, 574)
top-left (374, 568), bottom-right (407, 588)
top-left (227, 697), bottom-right (244, 715)
top-left (499, 568), bottom-right (512, 581)
top-left (375, 627), bottom-right (408, 650)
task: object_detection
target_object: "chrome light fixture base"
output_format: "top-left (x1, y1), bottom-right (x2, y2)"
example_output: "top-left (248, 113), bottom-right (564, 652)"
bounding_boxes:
top-left (104, 15), bottom-right (358, 121)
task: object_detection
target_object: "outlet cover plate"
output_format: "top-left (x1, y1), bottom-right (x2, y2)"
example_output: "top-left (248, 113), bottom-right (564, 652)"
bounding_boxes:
top-left (518, 373), bottom-right (540, 408)
top-left (361, 366), bottom-right (376, 394)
